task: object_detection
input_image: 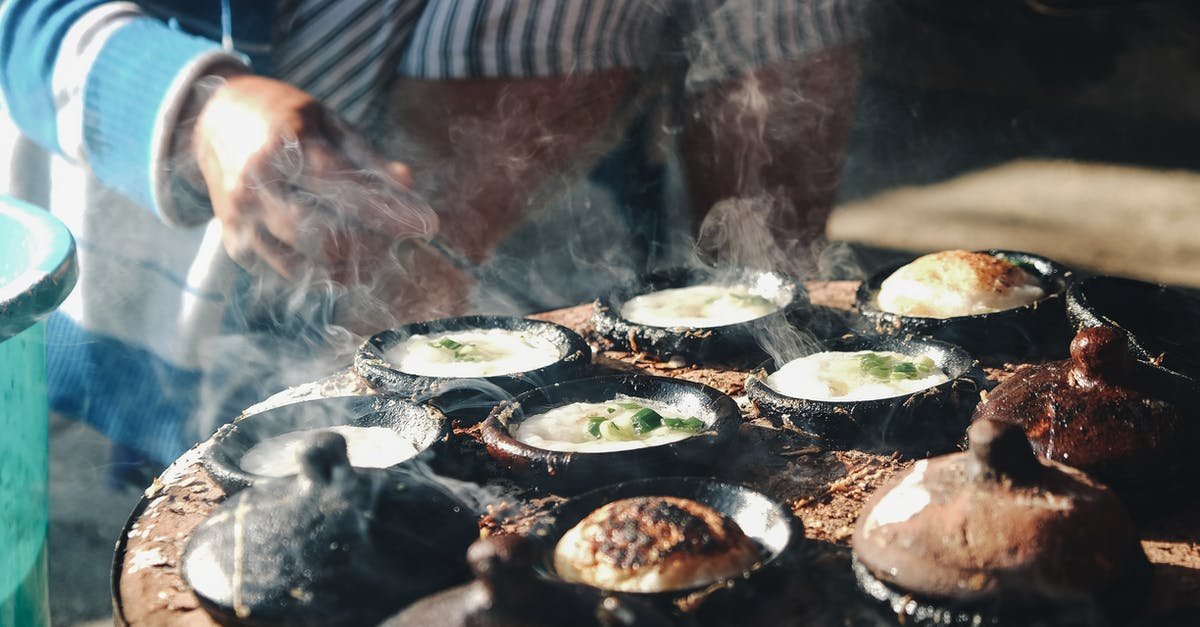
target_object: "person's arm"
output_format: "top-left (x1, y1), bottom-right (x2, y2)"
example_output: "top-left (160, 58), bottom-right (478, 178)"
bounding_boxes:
top-left (682, 47), bottom-right (860, 256)
top-left (0, 0), bottom-right (247, 225)
top-left (175, 73), bottom-right (438, 285)
top-left (214, 70), bottom-right (635, 330)
top-left (678, 0), bottom-right (868, 265)
top-left (388, 71), bottom-right (635, 265)
top-left (1, 1), bottom-right (441, 319)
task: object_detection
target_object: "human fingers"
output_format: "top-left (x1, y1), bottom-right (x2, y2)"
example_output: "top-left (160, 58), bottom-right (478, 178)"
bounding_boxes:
top-left (261, 180), bottom-right (372, 268)
top-left (218, 212), bottom-right (306, 281)
top-left (297, 131), bottom-right (438, 240)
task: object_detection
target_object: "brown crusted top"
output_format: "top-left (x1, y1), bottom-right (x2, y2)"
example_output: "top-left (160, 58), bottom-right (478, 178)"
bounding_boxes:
top-left (897, 250), bottom-right (1033, 291)
top-left (581, 496), bottom-right (752, 569)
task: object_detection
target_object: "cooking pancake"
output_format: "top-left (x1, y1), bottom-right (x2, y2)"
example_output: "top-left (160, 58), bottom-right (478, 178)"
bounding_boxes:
top-left (385, 328), bottom-right (561, 378)
top-left (877, 250), bottom-right (1044, 318)
top-left (764, 350), bottom-right (950, 402)
top-left (553, 496), bottom-right (761, 593)
top-left (511, 395), bottom-right (707, 453)
top-left (620, 284), bottom-right (779, 328)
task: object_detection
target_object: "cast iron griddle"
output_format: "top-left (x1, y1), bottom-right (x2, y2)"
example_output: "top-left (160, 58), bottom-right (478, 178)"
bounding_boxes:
top-left (112, 284), bottom-right (1200, 627)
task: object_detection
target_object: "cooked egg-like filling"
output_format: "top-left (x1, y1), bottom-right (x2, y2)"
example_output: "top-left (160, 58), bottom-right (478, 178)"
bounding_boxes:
top-left (385, 328), bottom-right (561, 378)
top-left (765, 350), bottom-right (950, 402)
top-left (512, 395), bottom-right (707, 453)
top-left (876, 250), bottom-right (1044, 318)
top-left (621, 284), bottom-right (780, 328)
top-left (240, 425), bottom-right (420, 477)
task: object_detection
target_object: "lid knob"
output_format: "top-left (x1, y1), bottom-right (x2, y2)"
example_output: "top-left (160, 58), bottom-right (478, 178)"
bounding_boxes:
top-left (467, 535), bottom-right (541, 609)
top-left (1070, 326), bottom-right (1131, 379)
top-left (967, 419), bottom-right (1042, 484)
top-left (298, 431), bottom-right (351, 485)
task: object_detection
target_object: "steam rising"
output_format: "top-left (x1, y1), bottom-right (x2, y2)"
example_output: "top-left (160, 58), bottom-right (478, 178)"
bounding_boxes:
top-left (174, 2), bottom-right (874, 457)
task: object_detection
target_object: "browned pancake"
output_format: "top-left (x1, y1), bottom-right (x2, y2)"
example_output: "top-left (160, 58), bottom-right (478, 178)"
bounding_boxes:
top-left (554, 496), bottom-right (761, 592)
top-left (898, 250), bottom-right (1029, 292)
top-left (877, 250), bottom-right (1043, 318)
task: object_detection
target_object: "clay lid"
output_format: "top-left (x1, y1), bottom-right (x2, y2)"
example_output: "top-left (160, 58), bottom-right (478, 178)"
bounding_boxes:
top-left (853, 419), bottom-right (1147, 609)
top-left (972, 326), bottom-right (1195, 488)
top-left (182, 432), bottom-right (479, 627)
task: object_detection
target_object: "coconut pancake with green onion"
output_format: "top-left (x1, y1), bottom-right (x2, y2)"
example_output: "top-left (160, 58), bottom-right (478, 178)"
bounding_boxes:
top-left (765, 350), bottom-right (950, 402)
top-left (511, 395), bottom-right (708, 453)
top-left (385, 328), bottom-right (562, 378)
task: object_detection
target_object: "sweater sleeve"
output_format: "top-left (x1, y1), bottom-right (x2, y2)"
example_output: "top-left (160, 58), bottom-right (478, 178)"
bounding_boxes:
top-left (0, 1), bottom-right (247, 226)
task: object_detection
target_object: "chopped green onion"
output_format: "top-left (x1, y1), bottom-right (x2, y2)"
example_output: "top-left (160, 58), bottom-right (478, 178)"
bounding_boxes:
top-left (663, 417), bottom-right (705, 431)
top-left (614, 402), bottom-right (643, 410)
top-left (586, 416), bottom-right (606, 439)
top-left (729, 293), bottom-right (774, 307)
top-left (859, 353), bottom-right (885, 367)
top-left (599, 421), bottom-right (631, 441)
top-left (606, 407), bottom-right (616, 414)
top-left (436, 337), bottom-right (463, 350)
top-left (858, 352), bottom-right (939, 382)
top-left (631, 408), bottom-right (664, 434)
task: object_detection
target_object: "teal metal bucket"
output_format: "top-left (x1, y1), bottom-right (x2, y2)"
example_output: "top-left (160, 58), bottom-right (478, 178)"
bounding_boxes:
top-left (0, 196), bottom-right (77, 627)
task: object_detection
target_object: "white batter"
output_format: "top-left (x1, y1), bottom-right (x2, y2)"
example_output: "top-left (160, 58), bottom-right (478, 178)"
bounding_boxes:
top-left (239, 425), bottom-right (421, 477)
top-left (385, 328), bottom-right (562, 378)
top-left (621, 284), bottom-right (781, 328)
top-left (765, 350), bottom-right (950, 402)
top-left (512, 395), bottom-right (708, 453)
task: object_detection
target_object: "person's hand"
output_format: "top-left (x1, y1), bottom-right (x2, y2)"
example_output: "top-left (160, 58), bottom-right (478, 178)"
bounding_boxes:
top-left (187, 74), bottom-right (439, 285)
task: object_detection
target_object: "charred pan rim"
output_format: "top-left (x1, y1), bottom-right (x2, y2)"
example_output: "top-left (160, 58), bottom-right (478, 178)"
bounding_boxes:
top-left (354, 316), bottom-right (592, 414)
top-left (855, 250), bottom-right (1072, 359)
top-left (746, 334), bottom-right (984, 456)
top-left (851, 555), bottom-right (1149, 627)
top-left (1066, 275), bottom-right (1200, 388)
top-left (532, 476), bottom-right (800, 606)
top-left (592, 267), bottom-right (810, 363)
top-left (111, 494), bottom-right (151, 626)
top-left (200, 395), bottom-right (447, 494)
top-left (480, 375), bottom-right (740, 494)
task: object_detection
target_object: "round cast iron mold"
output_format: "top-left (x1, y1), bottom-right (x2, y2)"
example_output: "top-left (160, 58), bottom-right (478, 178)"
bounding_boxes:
top-left (855, 250), bottom-right (1073, 362)
top-left (592, 266), bottom-right (812, 364)
top-left (531, 476), bottom-right (802, 618)
top-left (377, 535), bottom-right (676, 627)
top-left (746, 334), bottom-right (984, 457)
top-left (200, 394), bottom-right (447, 494)
top-left (480, 375), bottom-right (740, 494)
top-left (354, 315), bottom-right (591, 423)
top-left (1066, 274), bottom-right (1200, 388)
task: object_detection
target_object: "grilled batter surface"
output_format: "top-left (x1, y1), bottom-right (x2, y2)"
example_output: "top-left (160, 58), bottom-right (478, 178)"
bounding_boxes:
top-left (554, 496), bottom-right (762, 592)
top-left (877, 250), bottom-right (1044, 318)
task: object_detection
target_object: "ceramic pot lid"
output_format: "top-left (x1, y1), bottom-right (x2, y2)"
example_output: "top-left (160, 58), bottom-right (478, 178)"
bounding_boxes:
top-left (853, 419), bottom-right (1146, 609)
top-left (972, 326), bottom-right (1196, 487)
top-left (182, 431), bottom-right (478, 626)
